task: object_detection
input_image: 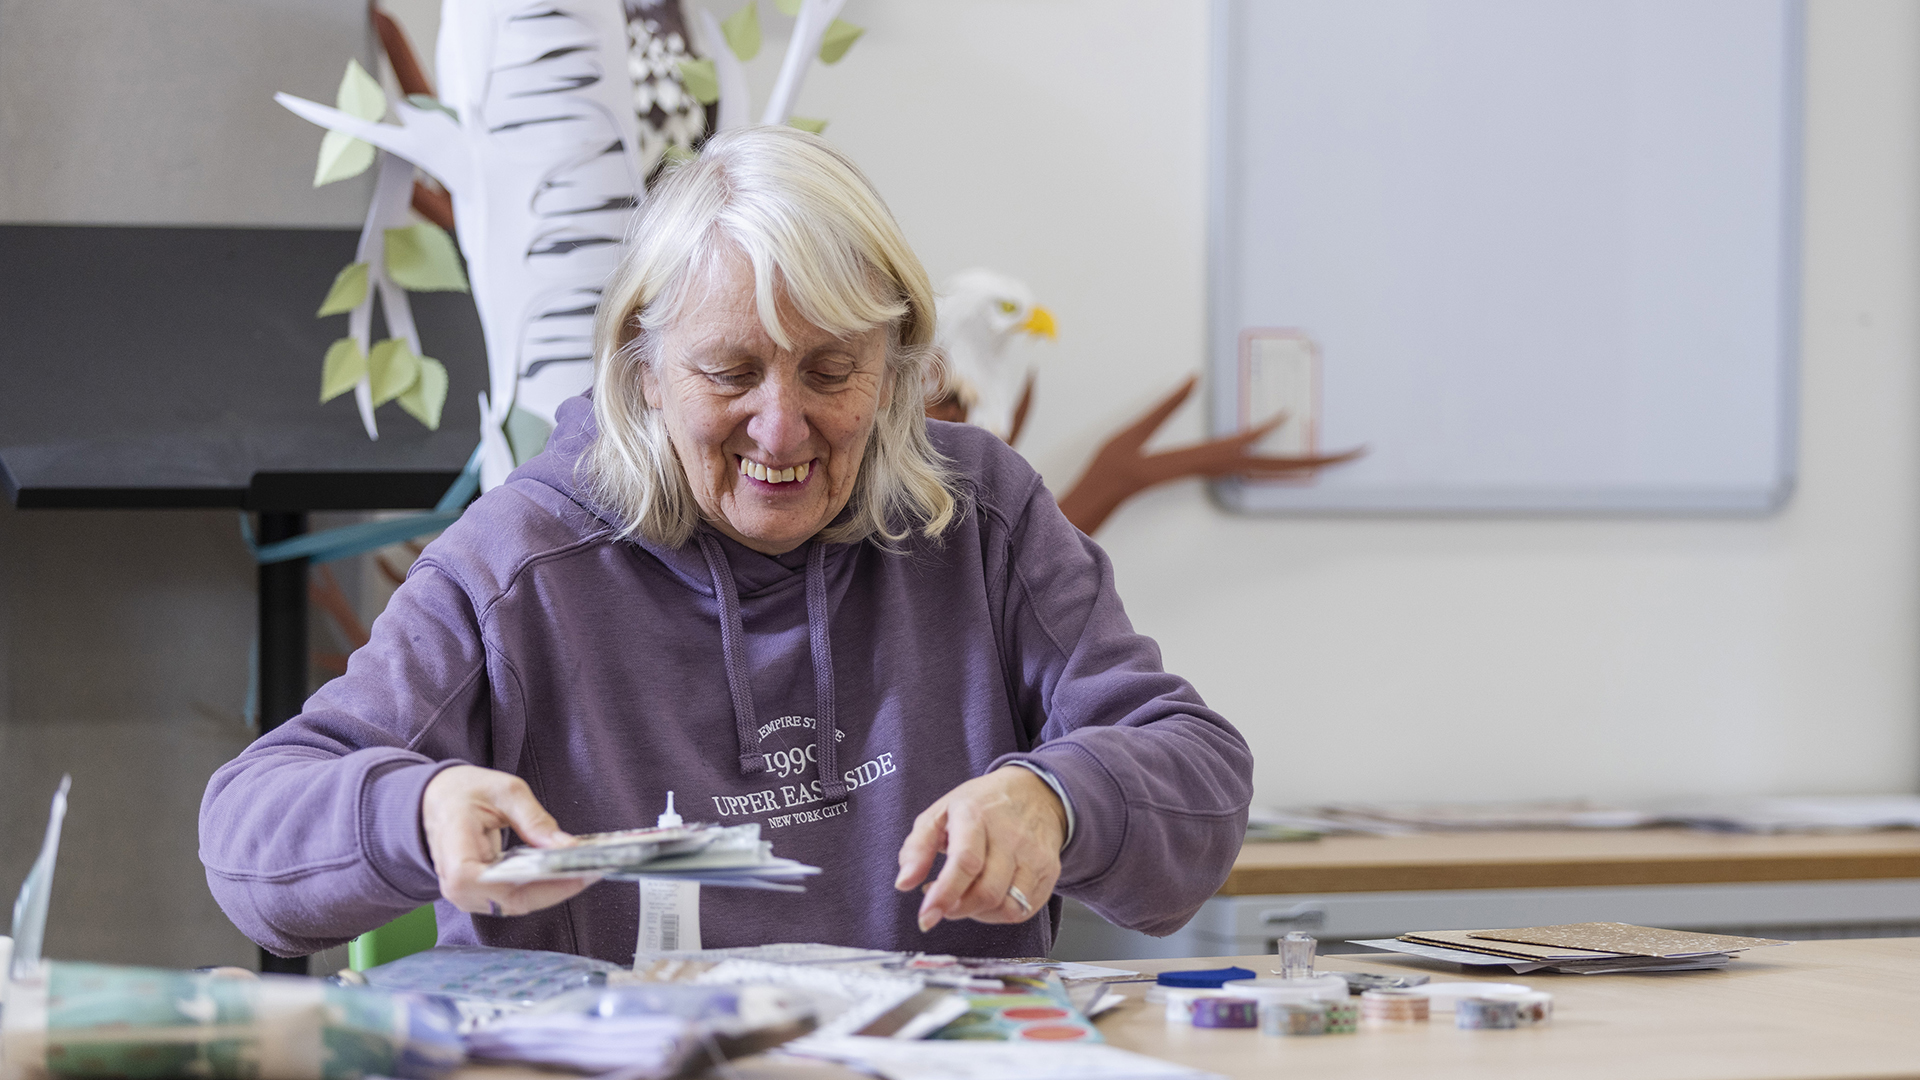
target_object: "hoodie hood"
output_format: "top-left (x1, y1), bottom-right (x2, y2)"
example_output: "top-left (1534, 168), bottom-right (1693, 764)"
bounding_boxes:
top-left (510, 393), bottom-right (849, 799)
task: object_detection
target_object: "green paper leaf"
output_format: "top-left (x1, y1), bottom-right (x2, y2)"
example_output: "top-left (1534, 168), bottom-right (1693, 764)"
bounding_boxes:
top-left (722, 1), bottom-right (761, 61)
top-left (384, 222), bottom-right (470, 292)
top-left (314, 128), bottom-right (375, 187)
top-left (405, 94), bottom-right (459, 122)
top-left (397, 355), bottom-right (449, 430)
top-left (678, 58), bottom-right (720, 105)
top-left (775, 0), bottom-right (801, 14)
top-left (817, 19), bottom-right (864, 64)
top-left (505, 405), bottom-right (554, 465)
top-left (787, 116), bottom-right (828, 134)
top-left (663, 144), bottom-right (698, 166)
top-left (368, 338), bottom-right (421, 406)
top-left (320, 338), bottom-right (367, 403)
top-left (337, 58), bottom-right (387, 122)
top-left (317, 262), bottom-right (370, 317)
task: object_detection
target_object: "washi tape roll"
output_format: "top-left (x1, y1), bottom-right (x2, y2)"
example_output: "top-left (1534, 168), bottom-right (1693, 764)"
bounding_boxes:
top-left (1455, 997), bottom-right (1520, 1030)
top-left (1360, 988), bottom-right (1430, 1023)
top-left (1323, 999), bottom-right (1360, 1034)
top-left (1487, 989), bottom-right (1554, 1025)
top-left (1260, 1000), bottom-right (1329, 1037)
top-left (1192, 997), bottom-right (1259, 1029)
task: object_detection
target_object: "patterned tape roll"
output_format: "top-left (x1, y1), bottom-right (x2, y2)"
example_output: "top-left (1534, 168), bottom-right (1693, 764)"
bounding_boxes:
top-left (1360, 989), bottom-right (1430, 1023)
top-left (1260, 1000), bottom-right (1329, 1037)
top-left (1456, 997), bottom-right (1520, 1029)
top-left (1192, 997), bottom-right (1259, 1029)
top-left (1323, 999), bottom-right (1360, 1034)
top-left (1485, 989), bottom-right (1553, 1024)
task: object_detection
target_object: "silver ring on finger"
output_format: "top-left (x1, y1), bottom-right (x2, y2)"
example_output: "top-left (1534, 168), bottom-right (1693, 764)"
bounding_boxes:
top-left (1008, 884), bottom-right (1033, 916)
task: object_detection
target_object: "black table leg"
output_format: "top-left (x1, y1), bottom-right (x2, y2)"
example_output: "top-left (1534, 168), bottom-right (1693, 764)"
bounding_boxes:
top-left (256, 511), bottom-right (311, 977)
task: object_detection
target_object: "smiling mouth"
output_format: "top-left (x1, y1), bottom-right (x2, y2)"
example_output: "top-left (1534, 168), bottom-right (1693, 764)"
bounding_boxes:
top-left (737, 456), bottom-right (814, 485)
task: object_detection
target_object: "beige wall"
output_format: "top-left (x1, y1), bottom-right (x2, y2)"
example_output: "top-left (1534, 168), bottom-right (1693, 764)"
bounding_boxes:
top-left (794, 1), bottom-right (1920, 805)
top-left (1, 0), bottom-right (1915, 968)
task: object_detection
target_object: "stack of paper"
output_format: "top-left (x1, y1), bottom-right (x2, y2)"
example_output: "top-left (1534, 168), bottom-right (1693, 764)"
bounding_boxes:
top-left (479, 823), bottom-right (820, 891)
top-left (1351, 923), bottom-right (1787, 974)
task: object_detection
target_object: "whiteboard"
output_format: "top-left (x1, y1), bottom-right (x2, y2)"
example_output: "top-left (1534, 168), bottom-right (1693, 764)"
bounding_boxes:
top-left (1207, 0), bottom-right (1803, 513)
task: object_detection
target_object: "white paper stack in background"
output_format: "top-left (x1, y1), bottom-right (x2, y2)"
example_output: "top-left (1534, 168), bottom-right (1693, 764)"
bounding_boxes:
top-left (1351, 922), bottom-right (1787, 974)
top-left (479, 823), bottom-right (819, 891)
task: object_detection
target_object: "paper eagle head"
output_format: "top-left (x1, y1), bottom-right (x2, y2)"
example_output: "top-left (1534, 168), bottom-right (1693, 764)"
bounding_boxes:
top-left (931, 269), bottom-right (1057, 441)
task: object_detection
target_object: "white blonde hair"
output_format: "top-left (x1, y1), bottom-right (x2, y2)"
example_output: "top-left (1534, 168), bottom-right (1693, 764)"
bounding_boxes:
top-left (584, 126), bottom-right (959, 549)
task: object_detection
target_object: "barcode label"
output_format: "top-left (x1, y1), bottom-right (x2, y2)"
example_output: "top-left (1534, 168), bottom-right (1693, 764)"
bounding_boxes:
top-left (636, 879), bottom-right (702, 959)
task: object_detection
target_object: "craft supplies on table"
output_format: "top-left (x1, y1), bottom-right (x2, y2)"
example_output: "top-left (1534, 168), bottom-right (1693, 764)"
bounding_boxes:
top-left (0, 962), bottom-right (463, 1080)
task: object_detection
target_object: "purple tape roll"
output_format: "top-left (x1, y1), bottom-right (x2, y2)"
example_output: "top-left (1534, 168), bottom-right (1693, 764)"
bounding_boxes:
top-left (1191, 997), bottom-right (1259, 1029)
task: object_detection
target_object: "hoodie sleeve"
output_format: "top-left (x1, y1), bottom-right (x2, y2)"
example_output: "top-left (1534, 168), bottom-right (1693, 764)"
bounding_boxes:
top-left (197, 564), bottom-right (493, 957)
top-left (985, 478), bottom-right (1253, 938)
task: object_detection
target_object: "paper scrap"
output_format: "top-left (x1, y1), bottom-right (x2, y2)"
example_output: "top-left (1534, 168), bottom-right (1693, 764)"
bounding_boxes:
top-left (383, 222), bottom-right (470, 292)
top-left (369, 338), bottom-right (422, 405)
top-left (678, 58), bottom-right (720, 105)
top-left (788, 1037), bottom-right (1221, 1080)
top-left (1466, 923), bottom-right (1787, 958)
top-left (1399, 930), bottom-right (1621, 961)
top-left (776, 0), bottom-right (801, 14)
top-left (320, 338), bottom-right (369, 403)
top-left (317, 261), bottom-right (370, 317)
top-left (817, 19), bottom-right (863, 64)
top-left (397, 355), bottom-right (449, 429)
top-left (787, 116), bottom-right (828, 134)
top-left (722, 1), bottom-right (762, 60)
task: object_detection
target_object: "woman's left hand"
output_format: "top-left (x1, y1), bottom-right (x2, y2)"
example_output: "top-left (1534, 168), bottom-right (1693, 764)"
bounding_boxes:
top-left (895, 766), bottom-right (1067, 931)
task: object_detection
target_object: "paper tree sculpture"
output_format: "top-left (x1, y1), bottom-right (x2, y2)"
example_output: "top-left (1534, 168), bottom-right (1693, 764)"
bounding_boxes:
top-left (282, 0), bottom-right (866, 490)
top-left (282, 1), bottom-right (646, 489)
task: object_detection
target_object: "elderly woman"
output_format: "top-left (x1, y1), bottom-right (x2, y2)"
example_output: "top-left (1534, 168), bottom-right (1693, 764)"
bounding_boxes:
top-left (200, 127), bottom-right (1251, 961)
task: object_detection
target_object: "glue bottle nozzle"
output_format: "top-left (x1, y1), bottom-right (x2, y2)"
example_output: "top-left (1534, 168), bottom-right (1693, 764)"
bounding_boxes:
top-left (657, 791), bottom-right (683, 829)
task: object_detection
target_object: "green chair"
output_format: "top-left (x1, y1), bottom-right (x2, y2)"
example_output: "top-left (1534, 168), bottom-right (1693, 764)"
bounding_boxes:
top-left (347, 905), bottom-right (438, 971)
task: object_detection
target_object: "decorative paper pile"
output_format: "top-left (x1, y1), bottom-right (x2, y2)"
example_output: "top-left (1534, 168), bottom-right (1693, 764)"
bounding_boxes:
top-left (477, 823), bottom-right (820, 891)
top-left (1351, 922), bottom-right (1788, 974)
top-left (0, 963), bottom-right (464, 1080)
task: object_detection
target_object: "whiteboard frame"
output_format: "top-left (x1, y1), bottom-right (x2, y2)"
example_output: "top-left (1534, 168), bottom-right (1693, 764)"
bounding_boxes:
top-left (1205, 0), bottom-right (1805, 515)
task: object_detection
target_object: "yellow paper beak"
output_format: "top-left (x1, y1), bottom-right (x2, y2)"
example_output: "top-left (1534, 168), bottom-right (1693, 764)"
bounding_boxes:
top-left (1020, 305), bottom-right (1058, 340)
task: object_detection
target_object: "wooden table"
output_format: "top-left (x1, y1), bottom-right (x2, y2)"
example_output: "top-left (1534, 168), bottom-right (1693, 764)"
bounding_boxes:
top-left (1225, 829), bottom-right (1920, 894)
top-left (705, 937), bottom-right (1920, 1080)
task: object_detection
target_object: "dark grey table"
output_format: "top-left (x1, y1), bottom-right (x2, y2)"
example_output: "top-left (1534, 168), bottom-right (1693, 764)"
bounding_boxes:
top-left (0, 224), bottom-right (488, 974)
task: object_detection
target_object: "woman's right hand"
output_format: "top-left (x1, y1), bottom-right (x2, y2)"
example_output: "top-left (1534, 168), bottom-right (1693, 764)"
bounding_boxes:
top-left (421, 765), bottom-right (599, 916)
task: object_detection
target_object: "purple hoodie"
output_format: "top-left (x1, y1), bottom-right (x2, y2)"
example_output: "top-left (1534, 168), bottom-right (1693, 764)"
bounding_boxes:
top-left (199, 397), bottom-right (1252, 962)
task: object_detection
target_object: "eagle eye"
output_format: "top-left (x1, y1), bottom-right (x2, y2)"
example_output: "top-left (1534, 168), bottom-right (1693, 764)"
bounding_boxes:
top-left (998, 300), bottom-right (1019, 314)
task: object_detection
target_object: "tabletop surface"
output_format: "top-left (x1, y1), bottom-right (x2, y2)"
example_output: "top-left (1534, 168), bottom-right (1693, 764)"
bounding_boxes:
top-left (674, 937), bottom-right (1920, 1080)
top-left (1225, 828), bottom-right (1920, 894)
top-left (0, 224), bottom-right (488, 511)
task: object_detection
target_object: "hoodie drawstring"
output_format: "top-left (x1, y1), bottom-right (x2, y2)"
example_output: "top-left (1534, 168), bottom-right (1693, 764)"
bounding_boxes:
top-left (695, 532), bottom-right (848, 804)
top-left (806, 542), bottom-right (847, 802)
top-left (696, 533), bottom-right (766, 778)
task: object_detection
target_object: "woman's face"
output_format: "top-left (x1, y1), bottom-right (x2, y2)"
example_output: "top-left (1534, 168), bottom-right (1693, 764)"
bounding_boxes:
top-left (643, 252), bottom-right (890, 555)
